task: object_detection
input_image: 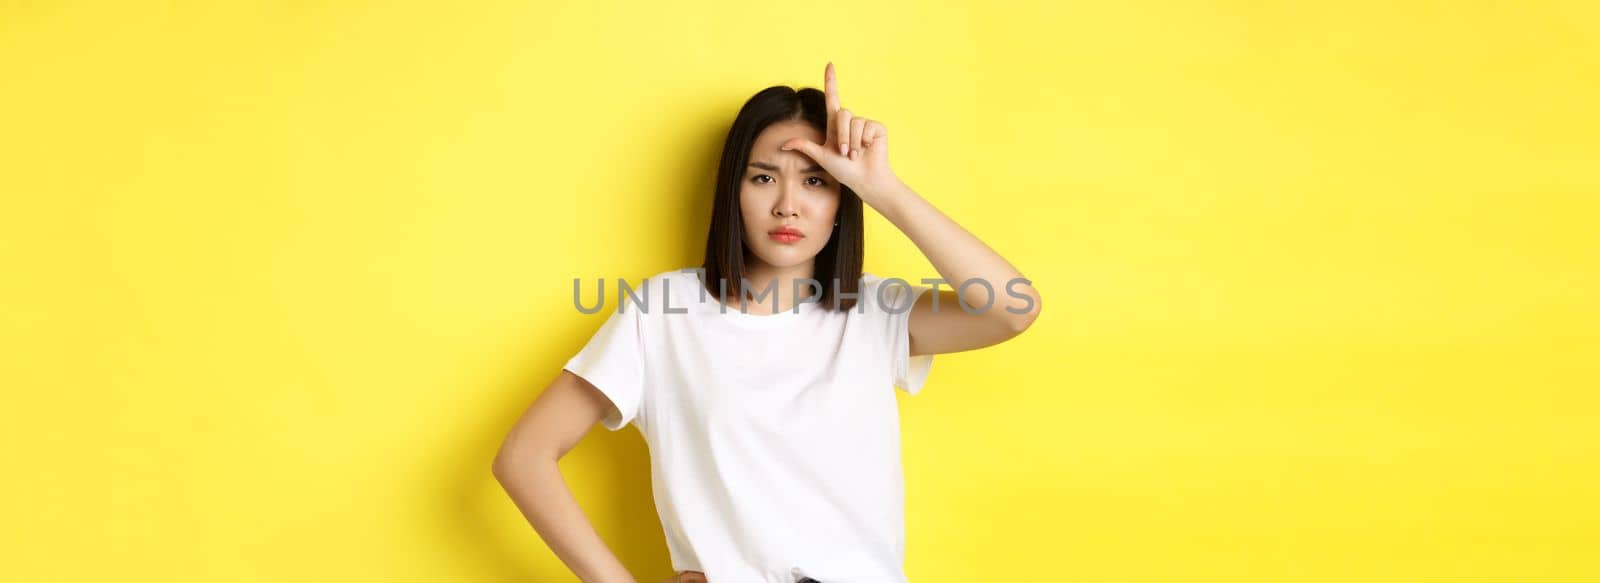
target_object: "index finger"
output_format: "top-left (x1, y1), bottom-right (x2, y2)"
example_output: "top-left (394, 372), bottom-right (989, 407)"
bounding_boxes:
top-left (824, 61), bottom-right (840, 113)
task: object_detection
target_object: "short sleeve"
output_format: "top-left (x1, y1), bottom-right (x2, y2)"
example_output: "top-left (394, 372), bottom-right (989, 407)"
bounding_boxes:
top-left (563, 305), bottom-right (647, 431)
top-left (874, 276), bottom-right (936, 395)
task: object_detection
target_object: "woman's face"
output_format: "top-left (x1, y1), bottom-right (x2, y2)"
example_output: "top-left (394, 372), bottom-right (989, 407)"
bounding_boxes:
top-left (739, 120), bottom-right (841, 272)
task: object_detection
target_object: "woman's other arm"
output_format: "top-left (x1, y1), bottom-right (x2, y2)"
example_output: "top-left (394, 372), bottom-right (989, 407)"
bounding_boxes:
top-left (492, 370), bottom-right (637, 583)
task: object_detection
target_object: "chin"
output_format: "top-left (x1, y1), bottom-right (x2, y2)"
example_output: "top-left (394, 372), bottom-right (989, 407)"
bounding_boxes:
top-left (749, 245), bottom-right (821, 268)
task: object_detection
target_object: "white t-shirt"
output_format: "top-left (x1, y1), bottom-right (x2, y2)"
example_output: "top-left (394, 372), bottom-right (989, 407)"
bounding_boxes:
top-left (563, 267), bottom-right (935, 583)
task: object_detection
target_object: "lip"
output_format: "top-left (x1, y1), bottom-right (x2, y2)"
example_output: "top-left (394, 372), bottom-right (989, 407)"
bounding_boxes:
top-left (768, 226), bottom-right (805, 244)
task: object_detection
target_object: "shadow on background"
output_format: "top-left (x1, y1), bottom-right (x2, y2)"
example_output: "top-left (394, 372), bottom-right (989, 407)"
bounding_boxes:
top-left (430, 104), bottom-right (729, 581)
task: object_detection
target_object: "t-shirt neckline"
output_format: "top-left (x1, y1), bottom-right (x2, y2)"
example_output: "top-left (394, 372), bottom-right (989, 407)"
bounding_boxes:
top-left (712, 294), bottom-right (821, 327)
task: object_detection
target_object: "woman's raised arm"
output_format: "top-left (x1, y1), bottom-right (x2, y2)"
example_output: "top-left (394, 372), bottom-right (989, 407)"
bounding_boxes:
top-left (780, 62), bottom-right (1043, 356)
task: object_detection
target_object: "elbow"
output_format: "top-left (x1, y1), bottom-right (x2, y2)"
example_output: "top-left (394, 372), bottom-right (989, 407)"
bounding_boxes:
top-left (492, 444), bottom-right (544, 483)
top-left (1004, 287), bottom-right (1042, 336)
top-left (491, 451), bottom-right (520, 483)
top-left (493, 436), bottom-right (564, 484)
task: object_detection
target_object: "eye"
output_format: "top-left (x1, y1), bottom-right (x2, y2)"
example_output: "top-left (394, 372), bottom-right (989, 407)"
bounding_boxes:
top-left (806, 176), bottom-right (828, 187)
top-left (752, 174), bottom-right (773, 184)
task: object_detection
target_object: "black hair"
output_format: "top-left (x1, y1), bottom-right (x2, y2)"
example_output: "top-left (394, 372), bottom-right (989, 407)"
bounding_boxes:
top-left (701, 85), bottom-right (864, 312)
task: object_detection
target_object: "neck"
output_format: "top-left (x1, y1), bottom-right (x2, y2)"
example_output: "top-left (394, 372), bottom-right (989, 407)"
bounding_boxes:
top-left (733, 257), bottom-right (817, 314)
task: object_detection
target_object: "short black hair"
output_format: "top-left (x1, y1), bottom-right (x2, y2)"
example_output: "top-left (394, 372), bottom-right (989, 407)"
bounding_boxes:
top-left (701, 85), bottom-right (864, 312)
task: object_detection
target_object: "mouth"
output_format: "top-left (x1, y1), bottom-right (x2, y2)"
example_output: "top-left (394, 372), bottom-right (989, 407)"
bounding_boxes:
top-left (768, 227), bottom-right (805, 244)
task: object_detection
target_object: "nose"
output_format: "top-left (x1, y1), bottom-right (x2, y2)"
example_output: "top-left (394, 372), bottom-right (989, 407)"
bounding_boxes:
top-left (772, 184), bottom-right (797, 218)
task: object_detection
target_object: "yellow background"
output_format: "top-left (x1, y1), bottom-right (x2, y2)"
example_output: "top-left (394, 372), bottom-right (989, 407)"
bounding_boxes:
top-left (3, 1), bottom-right (1596, 581)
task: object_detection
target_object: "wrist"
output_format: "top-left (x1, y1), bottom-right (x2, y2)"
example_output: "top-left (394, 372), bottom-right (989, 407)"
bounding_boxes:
top-left (858, 176), bottom-right (910, 208)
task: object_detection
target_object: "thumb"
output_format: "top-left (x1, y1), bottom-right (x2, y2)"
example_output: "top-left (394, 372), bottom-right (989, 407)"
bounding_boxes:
top-left (780, 138), bottom-right (828, 159)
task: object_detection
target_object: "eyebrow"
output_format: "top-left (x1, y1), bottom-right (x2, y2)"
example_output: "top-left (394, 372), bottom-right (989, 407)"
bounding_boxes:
top-left (749, 161), bottom-right (824, 174)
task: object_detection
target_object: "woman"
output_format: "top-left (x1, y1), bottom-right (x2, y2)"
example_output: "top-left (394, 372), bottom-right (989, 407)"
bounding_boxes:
top-left (492, 62), bottom-right (1041, 583)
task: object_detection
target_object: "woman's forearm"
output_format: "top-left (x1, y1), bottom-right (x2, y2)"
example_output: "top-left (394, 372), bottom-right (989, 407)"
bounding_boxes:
top-left (495, 457), bottom-right (637, 583)
top-left (866, 179), bottom-right (1041, 327)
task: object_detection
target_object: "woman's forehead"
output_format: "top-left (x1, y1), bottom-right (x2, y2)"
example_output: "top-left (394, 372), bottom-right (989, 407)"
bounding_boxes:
top-left (756, 121), bottom-right (822, 144)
